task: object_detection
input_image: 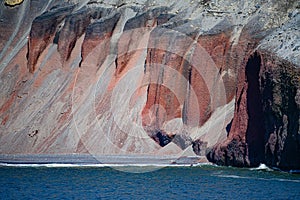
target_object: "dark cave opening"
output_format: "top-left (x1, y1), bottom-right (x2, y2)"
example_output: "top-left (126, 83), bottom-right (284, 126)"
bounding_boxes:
top-left (152, 130), bottom-right (174, 147)
top-left (245, 52), bottom-right (265, 166)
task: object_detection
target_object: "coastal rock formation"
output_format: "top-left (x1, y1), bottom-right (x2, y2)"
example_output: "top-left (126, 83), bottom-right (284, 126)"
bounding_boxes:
top-left (0, 0), bottom-right (299, 170)
top-left (207, 13), bottom-right (300, 169)
top-left (261, 54), bottom-right (300, 170)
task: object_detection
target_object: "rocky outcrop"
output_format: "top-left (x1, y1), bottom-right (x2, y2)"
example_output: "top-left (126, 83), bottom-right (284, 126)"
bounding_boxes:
top-left (192, 139), bottom-right (208, 156)
top-left (0, 0), bottom-right (299, 170)
top-left (207, 52), bottom-right (265, 167)
top-left (261, 54), bottom-right (300, 170)
top-left (27, 5), bottom-right (74, 72)
top-left (207, 13), bottom-right (300, 169)
top-left (57, 6), bottom-right (105, 61)
top-left (207, 51), bottom-right (300, 169)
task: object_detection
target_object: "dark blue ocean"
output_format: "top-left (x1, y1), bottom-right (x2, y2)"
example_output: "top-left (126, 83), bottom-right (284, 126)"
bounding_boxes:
top-left (1, 165), bottom-right (300, 199)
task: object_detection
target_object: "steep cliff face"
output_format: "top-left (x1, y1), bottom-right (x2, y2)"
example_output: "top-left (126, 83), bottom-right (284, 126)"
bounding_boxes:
top-left (207, 51), bottom-right (300, 169)
top-left (261, 54), bottom-right (300, 170)
top-left (0, 0), bottom-right (299, 169)
top-left (207, 13), bottom-right (300, 169)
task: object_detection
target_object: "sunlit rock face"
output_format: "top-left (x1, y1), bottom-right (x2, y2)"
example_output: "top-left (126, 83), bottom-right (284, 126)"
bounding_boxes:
top-left (4, 0), bottom-right (24, 7)
top-left (0, 0), bottom-right (299, 170)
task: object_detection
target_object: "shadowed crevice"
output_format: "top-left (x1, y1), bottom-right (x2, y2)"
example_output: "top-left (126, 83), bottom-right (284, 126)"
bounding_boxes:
top-left (245, 52), bottom-right (265, 166)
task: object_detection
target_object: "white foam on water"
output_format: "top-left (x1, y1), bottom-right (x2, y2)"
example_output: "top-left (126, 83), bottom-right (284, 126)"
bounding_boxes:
top-left (0, 163), bottom-right (105, 168)
top-left (215, 173), bottom-right (300, 183)
top-left (273, 178), bottom-right (300, 183)
top-left (0, 162), bottom-right (212, 168)
top-left (216, 174), bottom-right (248, 179)
top-left (250, 163), bottom-right (273, 171)
top-left (2, 162), bottom-right (300, 182)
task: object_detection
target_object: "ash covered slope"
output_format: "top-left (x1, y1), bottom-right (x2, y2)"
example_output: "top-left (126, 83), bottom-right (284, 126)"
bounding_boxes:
top-left (0, 0), bottom-right (299, 170)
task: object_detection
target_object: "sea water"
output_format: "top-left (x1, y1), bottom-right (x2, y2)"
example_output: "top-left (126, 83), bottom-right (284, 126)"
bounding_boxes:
top-left (0, 164), bottom-right (300, 199)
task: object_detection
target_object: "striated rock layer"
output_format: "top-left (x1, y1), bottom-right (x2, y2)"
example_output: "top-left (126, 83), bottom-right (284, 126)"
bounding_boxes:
top-left (0, 0), bottom-right (299, 170)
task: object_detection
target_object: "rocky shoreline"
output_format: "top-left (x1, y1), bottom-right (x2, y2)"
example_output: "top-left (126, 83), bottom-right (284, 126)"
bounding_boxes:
top-left (0, 0), bottom-right (299, 171)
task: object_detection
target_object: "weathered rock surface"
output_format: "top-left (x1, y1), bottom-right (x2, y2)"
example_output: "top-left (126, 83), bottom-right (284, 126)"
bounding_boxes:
top-left (207, 12), bottom-right (300, 169)
top-left (0, 0), bottom-right (299, 170)
top-left (27, 5), bottom-right (75, 72)
top-left (57, 6), bottom-right (108, 61)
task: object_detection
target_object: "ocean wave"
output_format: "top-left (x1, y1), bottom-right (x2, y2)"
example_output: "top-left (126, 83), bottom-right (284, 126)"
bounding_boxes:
top-left (250, 163), bottom-right (273, 171)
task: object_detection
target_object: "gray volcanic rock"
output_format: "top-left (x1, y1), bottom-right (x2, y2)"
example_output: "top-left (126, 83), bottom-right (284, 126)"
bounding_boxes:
top-left (0, 0), bottom-right (299, 170)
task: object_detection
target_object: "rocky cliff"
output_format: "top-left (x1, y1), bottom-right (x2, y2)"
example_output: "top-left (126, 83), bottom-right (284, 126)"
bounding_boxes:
top-left (207, 12), bottom-right (300, 170)
top-left (0, 0), bottom-right (299, 170)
